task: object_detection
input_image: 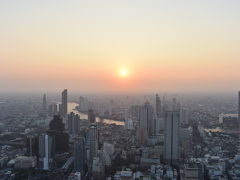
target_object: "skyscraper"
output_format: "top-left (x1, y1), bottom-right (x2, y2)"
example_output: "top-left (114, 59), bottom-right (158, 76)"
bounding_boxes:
top-left (26, 136), bottom-right (39, 158)
top-left (43, 94), bottom-right (47, 111)
top-left (164, 111), bottom-right (180, 164)
top-left (68, 112), bottom-right (81, 136)
top-left (39, 134), bottom-right (54, 170)
top-left (172, 98), bottom-right (177, 111)
top-left (61, 89), bottom-right (68, 117)
top-left (74, 137), bottom-right (86, 175)
top-left (48, 103), bottom-right (58, 117)
top-left (48, 115), bottom-right (69, 153)
top-left (180, 108), bottom-right (189, 126)
top-left (88, 109), bottom-right (96, 123)
top-left (138, 102), bottom-right (155, 145)
top-left (89, 124), bottom-right (98, 162)
top-left (155, 94), bottom-right (162, 118)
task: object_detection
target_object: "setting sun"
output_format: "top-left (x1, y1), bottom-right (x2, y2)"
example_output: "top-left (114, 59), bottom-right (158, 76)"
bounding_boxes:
top-left (119, 69), bottom-right (128, 77)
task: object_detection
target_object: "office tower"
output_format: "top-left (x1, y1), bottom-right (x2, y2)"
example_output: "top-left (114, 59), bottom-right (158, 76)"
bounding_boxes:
top-left (172, 98), bottom-right (181, 111)
top-left (48, 103), bottom-right (58, 117)
top-left (88, 109), bottom-right (96, 123)
top-left (61, 89), bottom-right (68, 117)
top-left (68, 112), bottom-right (81, 136)
top-left (155, 94), bottom-right (162, 118)
top-left (68, 113), bottom-right (73, 135)
top-left (172, 98), bottom-right (177, 111)
top-left (162, 96), bottom-right (168, 114)
top-left (180, 108), bottom-right (189, 125)
top-left (155, 116), bottom-right (162, 134)
top-left (164, 111), bottom-right (180, 164)
top-left (130, 105), bottom-right (141, 121)
top-left (43, 94), bottom-right (47, 111)
top-left (26, 136), bottom-right (39, 158)
top-left (39, 134), bottom-right (54, 170)
top-left (155, 94), bottom-right (164, 133)
top-left (138, 102), bottom-right (155, 144)
top-left (48, 115), bottom-right (69, 153)
top-left (74, 137), bottom-right (86, 174)
top-left (79, 96), bottom-right (89, 112)
top-left (89, 124), bottom-right (98, 161)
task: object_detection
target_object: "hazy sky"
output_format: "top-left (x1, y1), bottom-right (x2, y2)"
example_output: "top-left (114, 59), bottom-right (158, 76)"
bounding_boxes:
top-left (0, 0), bottom-right (240, 93)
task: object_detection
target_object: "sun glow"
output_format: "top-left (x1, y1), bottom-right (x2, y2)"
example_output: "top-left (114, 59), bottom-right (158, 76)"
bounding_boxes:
top-left (119, 69), bottom-right (128, 77)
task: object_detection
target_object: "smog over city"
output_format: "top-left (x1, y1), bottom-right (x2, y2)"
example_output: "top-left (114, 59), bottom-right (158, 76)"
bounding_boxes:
top-left (0, 1), bottom-right (240, 180)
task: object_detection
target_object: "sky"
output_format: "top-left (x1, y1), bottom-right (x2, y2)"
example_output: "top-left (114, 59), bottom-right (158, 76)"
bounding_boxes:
top-left (0, 0), bottom-right (240, 94)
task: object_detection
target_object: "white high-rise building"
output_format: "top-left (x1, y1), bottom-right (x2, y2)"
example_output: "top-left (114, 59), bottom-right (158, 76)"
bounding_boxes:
top-left (164, 111), bottom-right (180, 164)
top-left (39, 134), bottom-right (54, 170)
top-left (89, 124), bottom-right (98, 161)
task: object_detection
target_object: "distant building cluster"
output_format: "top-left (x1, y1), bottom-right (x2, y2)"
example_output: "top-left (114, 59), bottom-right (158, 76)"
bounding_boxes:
top-left (1, 90), bottom-right (240, 180)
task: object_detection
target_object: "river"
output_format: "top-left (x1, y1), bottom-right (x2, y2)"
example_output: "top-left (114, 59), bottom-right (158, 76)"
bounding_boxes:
top-left (68, 102), bottom-right (125, 126)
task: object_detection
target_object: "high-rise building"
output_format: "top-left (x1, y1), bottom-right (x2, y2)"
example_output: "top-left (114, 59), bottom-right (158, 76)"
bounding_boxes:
top-left (48, 103), bottom-right (58, 117)
top-left (155, 94), bottom-right (162, 118)
top-left (164, 111), bottom-right (180, 164)
top-left (138, 102), bottom-right (155, 145)
top-left (74, 137), bottom-right (86, 175)
top-left (88, 109), bottom-right (96, 123)
top-left (171, 98), bottom-right (181, 112)
top-left (26, 136), bottom-right (39, 158)
top-left (89, 124), bottom-right (98, 161)
top-left (68, 112), bottom-right (81, 136)
top-left (43, 94), bottom-right (47, 111)
top-left (180, 108), bottom-right (189, 125)
top-left (48, 115), bottom-right (69, 153)
top-left (79, 96), bottom-right (90, 112)
top-left (61, 89), bottom-right (68, 117)
top-left (38, 134), bottom-right (54, 170)
top-left (162, 96), bottom-right (168, 115)
top-left (155, 94), bottom-right (163, 134)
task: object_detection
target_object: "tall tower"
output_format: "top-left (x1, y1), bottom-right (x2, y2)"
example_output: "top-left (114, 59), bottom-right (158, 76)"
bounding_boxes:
top-left (88, 109), bottom-right (96, 123)
top-left (155, 94), bottom-right (162, 118)
top-left (74, 137), bottom-right (86, 174)
top-left (68, 112), bottom-right (81, 136)
top-left (89, 124), bottom-right (98, 162)
top-left (138, 102), bottom-right (155, 145)
top-left (39, 134), bottom-right (54, 170)
top-left (48, 115), bottom-right (69, 153)
top-left (180, 108), bottom-right (189, 125)
top-left (164, 111), bottom-right (180, 165)
top-left (43, 94), bottom-right (47, 111)
top-left (61, 89), bottom-right (68, 117)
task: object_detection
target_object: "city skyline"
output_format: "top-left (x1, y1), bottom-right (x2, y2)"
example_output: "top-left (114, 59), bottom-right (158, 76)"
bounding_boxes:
top-left (1, 1), bottom-right (240, 179)
top-left (1, 0), bottom-right (240, 93)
